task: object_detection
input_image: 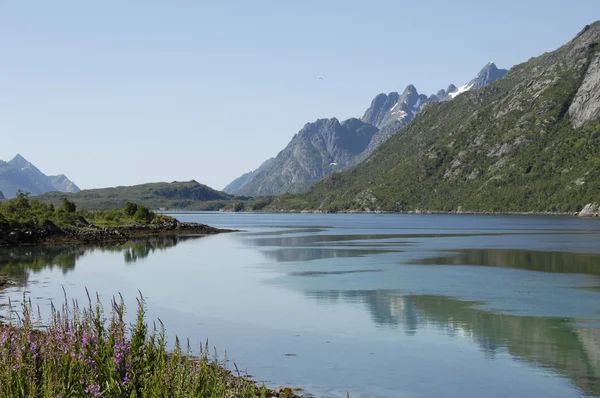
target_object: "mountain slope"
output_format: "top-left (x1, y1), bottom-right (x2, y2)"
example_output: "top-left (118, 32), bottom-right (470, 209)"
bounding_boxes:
top-left (230, 118), bottom-right (379, 196)
top-left (48, 175), bottom-right (81, 193)
top-left (226, 63), bottom-right (507, 196)
top-left (35, 180), bottom-right (234, 210)
top-left (271, 22), bottom-right (600, 213)
top-left (223, 158), bottom-right (275, 194)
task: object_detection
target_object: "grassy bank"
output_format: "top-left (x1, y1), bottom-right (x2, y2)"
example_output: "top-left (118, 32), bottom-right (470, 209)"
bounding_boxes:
top-left (0, 293), bottom-right (301, 397)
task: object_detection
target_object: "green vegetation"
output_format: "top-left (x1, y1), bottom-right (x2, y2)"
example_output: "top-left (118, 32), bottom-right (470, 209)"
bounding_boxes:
top-left (34, 180), bottom-right (238, 211)
top-left (220, 197), bottom-right (275, 212)
top-left (0, 294), bottom-right (275, 397)
top-left (269, 24), bottom-right (600, 213)
top-left (0, 192), bottom-right (167, 228)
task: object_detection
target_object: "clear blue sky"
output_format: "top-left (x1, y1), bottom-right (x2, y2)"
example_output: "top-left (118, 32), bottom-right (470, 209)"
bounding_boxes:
top-left (1, 1), bottom-right (598, 190)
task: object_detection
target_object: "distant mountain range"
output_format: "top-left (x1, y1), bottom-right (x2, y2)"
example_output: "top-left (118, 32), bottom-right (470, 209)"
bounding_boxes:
top-left (224, 62), bottom-right (508, 196)
top-left (0, 154), bottom-right (80, 198)
top-left (270, 22), bottom-right (600, 213)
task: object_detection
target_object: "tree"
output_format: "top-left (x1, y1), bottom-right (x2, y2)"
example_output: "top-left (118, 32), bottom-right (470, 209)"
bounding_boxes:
top-left (60, 198), bottom-right (77, 213)
top-left (124, 201), bottom-right (138, 216)
top-left (134, 205), bottom-right (154, 224)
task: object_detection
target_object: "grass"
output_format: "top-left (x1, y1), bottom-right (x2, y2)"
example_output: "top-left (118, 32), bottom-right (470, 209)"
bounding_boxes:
top-left (0, 292), bottom-right (277, 398)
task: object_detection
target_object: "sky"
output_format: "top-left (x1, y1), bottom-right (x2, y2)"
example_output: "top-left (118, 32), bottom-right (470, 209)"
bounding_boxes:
top-left (1, 1), bottom-right (599, 191)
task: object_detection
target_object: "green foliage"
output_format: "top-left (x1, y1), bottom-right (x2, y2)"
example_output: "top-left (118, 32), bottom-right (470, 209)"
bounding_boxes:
top-left (250, 197), bottom-right (274, 211)
top-left (0, 196), bottom-right (163, 228)
top-left (134, 205), bottom-right (154, 224)
top-left (60, 198), bottom-right (77, 213)
top-left (124, 201), bottom-right (138, 216)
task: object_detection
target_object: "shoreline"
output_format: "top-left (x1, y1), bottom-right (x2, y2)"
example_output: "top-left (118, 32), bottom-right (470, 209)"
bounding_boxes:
top-left (0, 218), bottom-right (237, 247)
top-left (215, 208), bottom-right (586, 217)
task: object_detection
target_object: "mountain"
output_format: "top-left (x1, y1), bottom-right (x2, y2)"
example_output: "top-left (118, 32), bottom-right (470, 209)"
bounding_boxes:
top-left (361, 85), bottom-right (428, 129)
top-left (8, 154), bottom-right (57, 194)
top-left (226, 63), bottom-right (507, 196)
top-left (358, 63), bottom-right (509, 160)
top-left (227, 118), bottom-right (379, 196)
top-left (0, 154), bottom-right (80, 198)
top-left (270, 22), bottom-right (600, 213)
top-left (433, 63), bottom-right (508, 102)
top-left (48, 175), bottom-right (80, 193)
top-left (223, 158), bottom-right (275, 194)
top-left (35, 180), bottom-right (234, 210)
top-left (0, 191), bottom-right (4, 200)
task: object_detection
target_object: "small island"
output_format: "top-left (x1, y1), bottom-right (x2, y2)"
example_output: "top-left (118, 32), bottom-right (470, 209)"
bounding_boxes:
top-left (0, 193), bottom-right (234, 247)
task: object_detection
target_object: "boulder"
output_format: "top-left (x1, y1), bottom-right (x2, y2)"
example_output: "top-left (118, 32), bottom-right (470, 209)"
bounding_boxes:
top-left (578, 203), bottom-right (599, 217)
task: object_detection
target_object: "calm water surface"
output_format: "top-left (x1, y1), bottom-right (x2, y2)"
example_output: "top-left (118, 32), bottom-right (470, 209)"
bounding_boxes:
top-left (1, 213), bottom-right (600, 397)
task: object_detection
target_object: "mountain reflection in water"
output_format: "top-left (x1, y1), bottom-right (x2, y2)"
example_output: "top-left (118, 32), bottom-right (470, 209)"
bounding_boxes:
top-left (413, 248), bottom-right (600, 276)
top-left (307, 290), bottom-right (600, 397)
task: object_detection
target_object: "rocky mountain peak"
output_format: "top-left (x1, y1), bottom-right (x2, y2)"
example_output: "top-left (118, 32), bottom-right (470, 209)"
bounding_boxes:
top-left (403, 84), bottom-right (417, 94)
top-left (0, 155), bottom-right (80, 197)
top-left (361, 92), bottom-right (400, 128)
top-left (297, 118), bottom-right (340, 139)
top-left (9, 154), bottom-right (30, 170)
top-left (469, 62), bottom-right (508, 91)
top-left (399, 85), bottom-right (420, 105)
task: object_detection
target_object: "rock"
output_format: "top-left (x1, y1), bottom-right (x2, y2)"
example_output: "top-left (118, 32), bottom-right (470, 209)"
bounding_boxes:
top-left (47, 174), bottom-right (80, 193)
top-left (578, 203), bottom-right (599, 217)
top-left (225, 117), bottom-right (379, 196)
top-left (569, 52), bottom-right (600, 128)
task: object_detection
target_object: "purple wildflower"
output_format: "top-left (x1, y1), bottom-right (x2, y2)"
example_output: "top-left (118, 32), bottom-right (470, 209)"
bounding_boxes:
top-left (85, 384), bottom-right (101, 397)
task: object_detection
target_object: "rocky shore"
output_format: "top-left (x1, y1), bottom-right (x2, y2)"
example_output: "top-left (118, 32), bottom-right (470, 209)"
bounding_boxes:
top-left (0, 217), bottom-right (236, 247)
top-left (259, 208), bottom-right (579, 216)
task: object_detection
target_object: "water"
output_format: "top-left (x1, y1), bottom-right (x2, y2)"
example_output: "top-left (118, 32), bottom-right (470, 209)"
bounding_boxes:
top-left (1, 213), bottom-right (600, 397)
